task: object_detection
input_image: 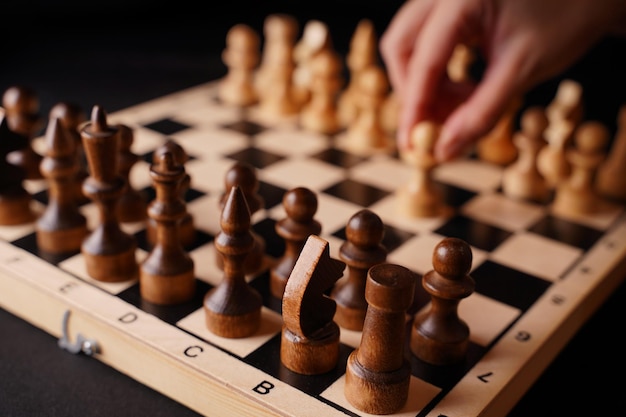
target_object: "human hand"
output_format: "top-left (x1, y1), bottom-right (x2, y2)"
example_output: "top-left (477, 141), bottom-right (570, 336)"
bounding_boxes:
top-left (380, 0), bottom-right (626, 162)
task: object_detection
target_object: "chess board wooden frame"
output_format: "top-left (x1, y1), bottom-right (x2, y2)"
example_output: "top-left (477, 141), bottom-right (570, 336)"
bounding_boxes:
top-left (1, 81), bottom-right (625, 417)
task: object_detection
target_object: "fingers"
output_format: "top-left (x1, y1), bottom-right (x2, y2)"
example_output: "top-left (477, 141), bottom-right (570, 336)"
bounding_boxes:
top-left (434, 39), bottom-right (529, 161)
top-left (397, 1), bottom-right (477, 151)
top-left (379, 0), bottom-right (435, 95)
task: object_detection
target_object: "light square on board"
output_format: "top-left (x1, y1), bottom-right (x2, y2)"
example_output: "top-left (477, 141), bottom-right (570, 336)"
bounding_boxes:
top-left (177, 306), bottom-right (282, 358)
top-left (171, 125), bottom-right (250, 159)
top-left (260, 157), bottom-right (345, 191)
top-left (490, 231), bottom-right (583, 282)
top-left (321, 374), bottom-right (441, 417)
top-left (434, 158), bottom-right (503, 192)
top-left (349, 154), bottom-right (412, 192)
top-left (58, 251), bottom-right (142, 295)
top-left (461, 192), bottom-right (547, 232)
top-left (254, 127), bottom-right (330, 157)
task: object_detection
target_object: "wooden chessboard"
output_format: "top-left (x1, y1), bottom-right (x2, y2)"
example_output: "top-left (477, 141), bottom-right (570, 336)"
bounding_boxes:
top-left (1, 80), bottom-right (625, 417)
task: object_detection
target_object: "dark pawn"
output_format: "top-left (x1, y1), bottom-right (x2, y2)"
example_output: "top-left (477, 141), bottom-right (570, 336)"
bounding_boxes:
top-left (0, 116), bottom-right (35, 225)
top-left (411, 237), bottom-right (475, 366)
top-left (116, 124), bottom-right (148, 223)
top-left (216, 161), bottom-right (266, 275)
top-left (331, 209), bottom-right (387, 331)
top-left (270, 187), bottom-right (321, 299)
top-left (3, 85), bottom-right (44, 180)
top-left (36, 117), bottom-right (88, 255)
top-left (140, 151), bottom-right (195, 305)
top-left (146, 140), bottom-right (195, 248)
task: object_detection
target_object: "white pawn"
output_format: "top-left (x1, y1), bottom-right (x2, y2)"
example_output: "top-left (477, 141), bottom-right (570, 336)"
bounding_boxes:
top-left (552, 121), bottom-right (609, 217)
top-left (502, 106), bottom-right (550, 203)
top-left (337, 18), bottom-right (378, 128)
top-left (255, 14), bottom-right (299, 97)
top-left (344, 66), bottom-right (393, 154)
top-left (300, 49), bottom-right (344, 135)
top-left (596, 105), bottom-right (626, 202)
top-left (537, 116), bottom-right (574, 189)
top-left (218, 24), bottom-right (260, 107)
top-left (397, 121), bottom-right (446, 218)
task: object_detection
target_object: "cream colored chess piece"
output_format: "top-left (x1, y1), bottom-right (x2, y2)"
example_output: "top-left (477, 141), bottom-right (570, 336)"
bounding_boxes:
top-left (552, 121), bottom-right (609, 217)
top-left (502, 106), bottom-right (550, 203)
top-left (218, 24), bottom-right (260, 107)
top-left (397, 121), bottom-right (447, 218)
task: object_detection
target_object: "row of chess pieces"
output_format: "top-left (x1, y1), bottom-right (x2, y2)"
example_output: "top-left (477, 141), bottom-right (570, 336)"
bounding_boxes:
top-left (218, 14), bottom-right (401, 153)
top-left (217, 13), bottom-right (626, 219)
top-left (0, 79), bottom-right (479, 414)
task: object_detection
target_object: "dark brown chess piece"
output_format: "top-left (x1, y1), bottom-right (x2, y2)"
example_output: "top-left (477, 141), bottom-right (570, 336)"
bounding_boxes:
top-left (331, 209), bottom-right (387, 331)
top-left (411, 237), bottom-right (475, 365)
top-left (216, 161), bottom-right (265, 274)
top-left (140, 150), bottom-right (195, 305)
top-left (3, 85), bottom-right (44, 180)
top-left (146, 140), bottom-right (195, 248)
top-left (0, 116), bottom-right (36, 225)
top-left (345, 263), bottom-right (415, 414)
top-left (80, 105), bottom-right (138, 282)
top-left (204, 185), bottom-right (262, 338)
top-left (281, 235), bottom-right (345, 374)
top-left (116, 124), bottom-right (147, 223)
top-left (36, 117), bottom-right (88, 255)
top-left (49, 101), bottom-right (88, 205)
top-left (270, 187), bottom-right (321, 299)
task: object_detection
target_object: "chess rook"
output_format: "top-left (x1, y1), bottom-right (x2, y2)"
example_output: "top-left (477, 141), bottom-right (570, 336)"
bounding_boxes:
top-left (411, 237), bottom-right (475, 365)
top-left (80, 105), bottom-right (138, 282)
top-left (140, 151), bottom-right (195, 305)
top-left (345, 263), bottom-right (415, 415)
top-left (36, 116), bottom-right (88, 255)
top-left (270, 187), bottom-right (321, 299)
top-left (331, 209), bottom-right (387, 331)
top-left (204, 185), bottom-right (262, 338)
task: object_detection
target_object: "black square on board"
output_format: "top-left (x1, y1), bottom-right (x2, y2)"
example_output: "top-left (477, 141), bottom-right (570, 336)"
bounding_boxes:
top-left (312, 147), bottom-right (367, 169)
top-left (438, 182), bottom-right (478, 209)
top-left (117, 279), bottom-right (212, 325)
top-left (258, 181), bottom-right (288, 211)
top-left (253, 217), bottom-right (283, 258)
top-left (221, 119), bottom-right (267, 136)
top-left (322, 179), bottom-right (390, 208)
top-left (226, 147), bottom-right (285, 170)
top-left (528, 214), bottom-right (603, 251)
top-left (143, 118), bottom-right (192, 136)
top-left (331, 222), bottom-right (416, 253)
top-left (434, 214), bottom-right (512, 252)
top-left (244, 334), bottom-right (354, 398)
top-left (10, 232), bottom-right (77, 265)
top-left (471, 260), bottom-right (551, 311)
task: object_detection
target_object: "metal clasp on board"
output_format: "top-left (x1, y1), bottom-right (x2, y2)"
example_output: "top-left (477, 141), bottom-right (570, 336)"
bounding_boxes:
top-left (58, 310), bottom-right (99, 356)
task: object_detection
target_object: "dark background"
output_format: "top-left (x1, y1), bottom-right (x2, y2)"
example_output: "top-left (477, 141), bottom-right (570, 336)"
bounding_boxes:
top-left (1, 1), bottom-right (625, 416)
